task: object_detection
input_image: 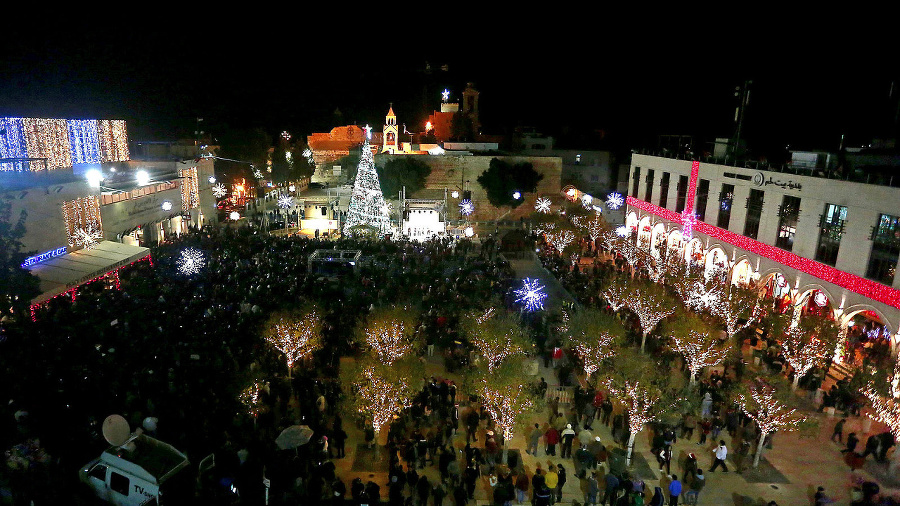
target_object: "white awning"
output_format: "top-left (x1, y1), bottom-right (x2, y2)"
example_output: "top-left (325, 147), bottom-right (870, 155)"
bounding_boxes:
top-left (29, 241), bottom-right (151, 304)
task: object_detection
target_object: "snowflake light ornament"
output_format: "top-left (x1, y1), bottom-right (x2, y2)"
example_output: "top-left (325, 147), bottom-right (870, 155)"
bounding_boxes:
top-left (177, 247), bottom-right (206, 275)
top-left (459, 199), bottom-right (474, 216)
top-left (535, 197), bottom-right (552, 214)
top-left (615, 225), bottom-right (630, 238)
top-left (606, 192), bottom-right (625, 210)
top-left (212, 183), bottom-right (227, 198)
top-left (74, 224), bottom-right (103, 249)
top-left (514, 278), bottom-right (548, 312)
top-left (278, 194), bottom-right (293, 210)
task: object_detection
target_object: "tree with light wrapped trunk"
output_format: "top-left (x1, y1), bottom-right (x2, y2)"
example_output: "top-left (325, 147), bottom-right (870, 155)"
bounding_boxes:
top-left (263, 306), bottom-right (323, 380)
top-left (341, 357), bottom-right (422, 440)
top-left (625, 282), bottom-right (674, 352)
top-left (469, 360), bottom-right (540, 463)
top-left (737, 379), bottom-right (808, 468)
top-left (561, 308), bottom-right (623, 380)
top-left (672, 331), bottom-right (730, 386)
top-left (779, 314), bottom-right (840, 389)
top-left (712, 285), bottom-right (763, 341)
top-left (601, 348), bottom-right (675, 467)
top-left (600, 276), bottom-right (629, 312)
top-left (462, 307), bottom-right (530, 373)
top-left (355, 304), bottom-right (421, 365)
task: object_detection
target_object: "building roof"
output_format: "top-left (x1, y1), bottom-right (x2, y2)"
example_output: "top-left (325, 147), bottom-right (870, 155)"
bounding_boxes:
top-left (29, 240), bottom-right (151, 304)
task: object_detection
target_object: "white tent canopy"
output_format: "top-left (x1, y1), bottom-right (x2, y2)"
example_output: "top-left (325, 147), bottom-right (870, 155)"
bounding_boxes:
top-left (28, 241), bottom-right (150, 304)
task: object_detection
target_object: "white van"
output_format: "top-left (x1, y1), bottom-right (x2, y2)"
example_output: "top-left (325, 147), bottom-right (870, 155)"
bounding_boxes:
top-left (79, 434), bottom-right (190, 505)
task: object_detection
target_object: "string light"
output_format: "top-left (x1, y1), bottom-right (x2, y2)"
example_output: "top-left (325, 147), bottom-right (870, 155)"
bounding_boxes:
top-left (239, 380), bottom-right (265, 418)
top-left (0, 117), bottom-right (128, 171)
top-left (178, 166), bottom-right (199, 211)
top-left (669, 330), bottom-right (729, 384)
top-left (601, 282), bottom-right (628, 312)
top-left (263, 311), bottom-right (323, 375)
top-left (545, 229), bottom-right (575, 253)
top-left (626, 287), bottom-right (674, 350)
top-left (344, 139), bottom-right (391, 235)
top-left (626, 195), bottom-right (900, 309)
top-left (474, 379), bottom-right (534, 442)
top-left (62, 196), bottom-right (103, 249)
top-left (353, 367), bottom-right (414, 434)
top-left (781, 326), bottom-right (831, 387)
top-left (737, 381), bottom-right (807, 468)
top-left (466, 308), bottom-right (527, 372)
top-left (176, 247), bottom-right (206, 275)
top-left (514, 278), bottom-right (548, 312)
top-left (363, 313), bottom-right (415, 365)
top-left (535, 197), bottom-right (552, 214)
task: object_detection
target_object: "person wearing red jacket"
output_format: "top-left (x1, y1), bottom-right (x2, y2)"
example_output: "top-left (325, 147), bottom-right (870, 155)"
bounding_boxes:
top-left (545, 426), bottom-right (560, 456)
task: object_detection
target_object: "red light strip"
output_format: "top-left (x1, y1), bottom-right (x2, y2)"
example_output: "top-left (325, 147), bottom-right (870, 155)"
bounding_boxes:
top-left (686, 160), bottom-right (699, 213)
top-left (29, 254), bottom-right (153, 321)
top-left (627, 196), bottom-right (900, 310)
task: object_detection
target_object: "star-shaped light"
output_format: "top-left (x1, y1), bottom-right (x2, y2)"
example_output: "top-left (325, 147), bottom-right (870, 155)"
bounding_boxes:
top-left (212, 183), bottom-right (227, 198)
top-left (74, 225), bottom-right (103, 249)
top-left (177, 247), bottom-right (206, 275)
top-left (514, 278), bottom-right (548, 312)
top-left (535, 197), bottom-right (552, 214)
top-left (278, 194), bottom-right (293, 210)
top-left (606, 192), bottom-right (624, 210)
top-left (459, 199), bottom-right (474, 216)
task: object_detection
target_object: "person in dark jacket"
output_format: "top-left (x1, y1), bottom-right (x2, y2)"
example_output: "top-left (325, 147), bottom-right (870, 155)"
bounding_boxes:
top-left (841, 432), bottom-right (859, 453)
top-left (556, 464), bottom-right (567, 503)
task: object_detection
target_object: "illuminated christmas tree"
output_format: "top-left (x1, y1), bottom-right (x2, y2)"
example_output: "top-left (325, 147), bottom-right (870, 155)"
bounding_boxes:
top-left (343, 139), bottom-right (390, 236)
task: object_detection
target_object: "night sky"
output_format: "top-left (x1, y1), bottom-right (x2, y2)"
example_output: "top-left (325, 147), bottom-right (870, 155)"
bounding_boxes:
top-left (1, 29), bottom-right (896, 158)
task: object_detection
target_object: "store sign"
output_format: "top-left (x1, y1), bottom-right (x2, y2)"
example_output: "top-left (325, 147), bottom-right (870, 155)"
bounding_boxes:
top-left (21, 246), bottom-right (68, 268)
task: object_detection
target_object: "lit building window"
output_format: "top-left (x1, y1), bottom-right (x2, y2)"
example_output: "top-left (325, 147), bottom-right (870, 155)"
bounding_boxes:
top-left (775, 195), bottom-right (801, 251)
top-left (815, 203), bottom-right (847, 266)
top-left (866, 213), bottom-right (900, 285)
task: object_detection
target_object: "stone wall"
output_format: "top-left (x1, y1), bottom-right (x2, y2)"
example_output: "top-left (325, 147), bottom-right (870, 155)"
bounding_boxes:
top-left (413, 155), bottom-right (562, 221)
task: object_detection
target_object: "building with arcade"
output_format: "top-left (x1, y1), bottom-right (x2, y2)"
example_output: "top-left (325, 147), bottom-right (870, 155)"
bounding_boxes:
top-left (624, 151), bottom-right (900, 365)
top-left (1, 117), bottom-right (216, 307)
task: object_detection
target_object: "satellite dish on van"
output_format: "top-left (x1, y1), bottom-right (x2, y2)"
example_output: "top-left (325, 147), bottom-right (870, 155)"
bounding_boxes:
top-left (102, 414), bottom-right (131, 447)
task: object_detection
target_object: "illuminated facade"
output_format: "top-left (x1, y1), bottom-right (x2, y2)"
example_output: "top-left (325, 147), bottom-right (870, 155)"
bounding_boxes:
top-left (0, 117), bottom-right (129, 171)
top-left (625, 153), bottom-right (900, 358)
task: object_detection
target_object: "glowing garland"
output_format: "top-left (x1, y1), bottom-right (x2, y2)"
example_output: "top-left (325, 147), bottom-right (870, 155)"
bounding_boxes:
top-left (176, 247), bottom-right (206, 275)
top-left (625, 288), bottom-right (674, 349)
top-left (0, 117), bottom-right (128, 171)
top-left (545, 229), bottom-right (575, 253)
top-left (601, 282), bottom-right (628, 312)
top-left (62, 196), bottom-right (104, 249)
top-left (178, 166), bottom-right (200, 211)
top-left (514, 278), bottom-right (548, 312)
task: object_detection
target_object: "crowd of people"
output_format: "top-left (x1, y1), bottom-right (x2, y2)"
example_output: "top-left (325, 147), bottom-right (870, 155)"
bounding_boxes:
top-left (0, 225), bottom-right (517, 504)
